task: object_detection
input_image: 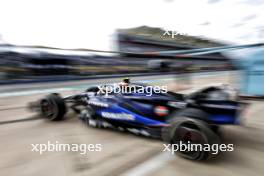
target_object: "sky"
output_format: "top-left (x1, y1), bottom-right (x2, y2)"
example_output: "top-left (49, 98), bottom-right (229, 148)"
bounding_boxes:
top-left (0, 0), bottom-right (263, 50)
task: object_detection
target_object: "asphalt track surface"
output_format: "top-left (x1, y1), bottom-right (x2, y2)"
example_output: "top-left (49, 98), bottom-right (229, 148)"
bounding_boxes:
top-left (0, 71), bottom-right (264, 176)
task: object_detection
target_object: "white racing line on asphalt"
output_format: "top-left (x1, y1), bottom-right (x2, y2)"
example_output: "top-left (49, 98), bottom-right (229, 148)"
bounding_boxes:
top-left (121, 152), bottom-right (175, 176)
top-left (0, 78), bottom-right (167, 98)
top-left (0, 71), bottom-right (231, 98)
top-left (0, 80), bottom-right (159, 98)
top-left (0, 88), bottom-right (74, 98)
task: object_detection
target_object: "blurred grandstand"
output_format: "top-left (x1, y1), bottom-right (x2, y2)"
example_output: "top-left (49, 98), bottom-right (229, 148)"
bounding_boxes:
top-left (116, 26), bottom-right (233, 72)
top-left (0, 26), bottom-right (234, 81)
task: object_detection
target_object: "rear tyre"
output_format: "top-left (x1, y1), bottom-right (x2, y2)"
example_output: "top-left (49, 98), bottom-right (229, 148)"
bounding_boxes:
top-left (40, 93), bottom-right (66, 121)
top-left (162, 117), bottom-right (220, 161)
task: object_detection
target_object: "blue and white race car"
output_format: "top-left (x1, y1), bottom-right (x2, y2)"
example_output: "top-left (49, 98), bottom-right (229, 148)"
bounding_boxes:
top-left (29, 81), bottom-right (246, 160)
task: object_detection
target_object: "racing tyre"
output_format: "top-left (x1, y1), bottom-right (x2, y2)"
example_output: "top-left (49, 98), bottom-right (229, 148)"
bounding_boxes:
top-left (162, 117), bottom-right (220, 161)
top-left (40, 93), bottom-right (66, 121)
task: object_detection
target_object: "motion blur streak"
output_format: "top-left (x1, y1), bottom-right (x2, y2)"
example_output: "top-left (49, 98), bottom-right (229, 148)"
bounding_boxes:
top-left (0, 72), bottom-right (264, 175)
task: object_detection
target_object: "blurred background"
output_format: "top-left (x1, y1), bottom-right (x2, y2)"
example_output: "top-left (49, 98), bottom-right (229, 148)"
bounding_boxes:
top-left (0, 26), bottom-right (234, 82)
top-left (0, 0), bottom-right (264, 176)
top-left (2, 0), bottom-right (262, 82)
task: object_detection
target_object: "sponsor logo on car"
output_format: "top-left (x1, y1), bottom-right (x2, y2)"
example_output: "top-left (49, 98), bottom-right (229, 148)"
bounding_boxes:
top-left (168, 101), bottom-right (186, 108)
top-left (88, 100), bottom-right (109, 107)
top-left (101, 112), bottom-right (135, 121)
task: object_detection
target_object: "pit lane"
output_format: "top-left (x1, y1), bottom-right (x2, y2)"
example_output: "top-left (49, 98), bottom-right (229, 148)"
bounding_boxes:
top-left (0, 71), bottom-right (263, 176)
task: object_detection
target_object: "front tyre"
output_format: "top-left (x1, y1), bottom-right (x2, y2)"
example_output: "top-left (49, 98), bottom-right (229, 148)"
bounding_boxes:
top-left (40, 93), bottom-right (66, 121)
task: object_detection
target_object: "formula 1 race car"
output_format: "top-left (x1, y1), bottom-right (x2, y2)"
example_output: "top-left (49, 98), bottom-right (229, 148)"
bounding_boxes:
top-left (29, 82), bottom-right (245, 161)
